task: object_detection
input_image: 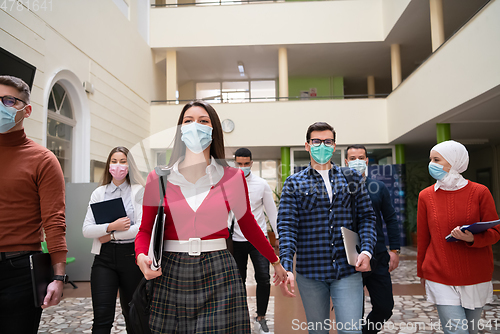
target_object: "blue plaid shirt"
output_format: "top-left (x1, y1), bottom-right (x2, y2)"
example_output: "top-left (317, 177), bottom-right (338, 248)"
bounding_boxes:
top-left (277, 164), bottom-right (377, 280)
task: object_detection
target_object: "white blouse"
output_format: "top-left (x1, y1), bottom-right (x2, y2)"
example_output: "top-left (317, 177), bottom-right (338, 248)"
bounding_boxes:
top-left (425, 279), bottom-right (493, 310)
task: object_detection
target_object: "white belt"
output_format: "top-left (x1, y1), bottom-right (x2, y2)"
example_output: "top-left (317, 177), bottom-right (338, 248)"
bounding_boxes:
top-left (163, 238), bottom-right (226, 256)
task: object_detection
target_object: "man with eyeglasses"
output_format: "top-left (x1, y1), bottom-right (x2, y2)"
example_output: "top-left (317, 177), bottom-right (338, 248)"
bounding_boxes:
top-left (0, 75), bottom-right (68, 333)
top-left (277, 122), bottom-right (376, 334)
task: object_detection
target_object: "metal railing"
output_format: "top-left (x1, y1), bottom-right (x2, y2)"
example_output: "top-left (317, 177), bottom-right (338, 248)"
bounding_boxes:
top-left (152, 0), bottom-right (329, 8)
top-left (151, 93), bottom-right (389, 105)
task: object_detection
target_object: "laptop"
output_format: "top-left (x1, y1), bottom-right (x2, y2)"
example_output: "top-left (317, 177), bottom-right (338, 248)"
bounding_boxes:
top-left (341, 227), bottom-right (361, 266)
top-left (30, 253), bottom-right (52, 307)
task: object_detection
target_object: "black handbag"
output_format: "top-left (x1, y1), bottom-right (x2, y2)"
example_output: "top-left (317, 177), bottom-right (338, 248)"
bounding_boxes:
top-left (340, 167), bottom-right (378, 278)
top-left (129, 169), bottom-right (168, 334)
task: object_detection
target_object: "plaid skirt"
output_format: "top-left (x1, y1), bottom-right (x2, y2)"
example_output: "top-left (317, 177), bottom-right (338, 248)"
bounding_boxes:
top-left (149, 249), bottom-right (251, 334)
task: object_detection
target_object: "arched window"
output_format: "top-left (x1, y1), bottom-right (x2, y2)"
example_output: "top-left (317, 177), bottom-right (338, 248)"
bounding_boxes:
top-left (46, 83), bottom-right (76, 182)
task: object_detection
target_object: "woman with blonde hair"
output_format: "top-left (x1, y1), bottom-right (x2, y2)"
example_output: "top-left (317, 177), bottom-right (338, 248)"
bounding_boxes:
top-left (83, 146), bottom-right (145, 334)
top-left (417, 140), bottom-right (500, 334)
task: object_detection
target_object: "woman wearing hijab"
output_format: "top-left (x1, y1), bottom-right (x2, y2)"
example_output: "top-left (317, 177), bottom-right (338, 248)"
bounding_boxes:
top-left (135, 100), bottom-right (288, 333)
top-left (417, 140), bottom-right (500, 334)
top-left (82, 146), bottom-right (145, 334)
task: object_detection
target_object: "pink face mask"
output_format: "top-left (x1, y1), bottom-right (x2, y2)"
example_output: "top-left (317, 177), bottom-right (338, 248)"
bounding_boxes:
top-left (109, 164), bottom-right (129, 181)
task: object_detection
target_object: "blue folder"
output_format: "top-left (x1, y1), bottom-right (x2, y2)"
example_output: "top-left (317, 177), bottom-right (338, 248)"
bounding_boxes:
top-left (445, 219), bottom-right (500, 242)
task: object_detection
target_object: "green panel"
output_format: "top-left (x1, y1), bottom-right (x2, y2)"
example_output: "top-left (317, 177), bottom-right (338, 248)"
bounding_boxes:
top-left (436, 123), bottom-right (451, 143)
top-left (288, 77), bottom-right (332, 100)
top-left (395, 144), bottom-right (406, 164)
top-left (331, 76), bottom-right (344, 99)
top-left (281, 147), bottom-right (291, 184)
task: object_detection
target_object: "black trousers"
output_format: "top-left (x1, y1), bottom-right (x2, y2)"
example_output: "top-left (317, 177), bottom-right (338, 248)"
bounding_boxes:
top-left (0, 252), bottom-right (43, 334)
top-left (362, 251), bottom-right (394, 334)
top-left (232, 241), bottom-right (271, 317)
top-left (90, 242), bottom-right (143, 334)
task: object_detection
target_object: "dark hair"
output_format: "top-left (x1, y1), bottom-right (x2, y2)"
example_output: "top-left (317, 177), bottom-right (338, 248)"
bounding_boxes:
top-left (168, 100), bottom-right (228, 167)
top-left (346, 144), bottom-right (367, 158)
top-left (0, 75), bottom-right (30, 104)
top-left (234, 147), bottom-right (252, 160)
top-left (101, 146), bottom-right (145, 187)
top-left (306, 122), bottom-right (336, 142)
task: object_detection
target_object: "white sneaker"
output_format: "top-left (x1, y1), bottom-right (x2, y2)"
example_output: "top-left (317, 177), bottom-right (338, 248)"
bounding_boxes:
top-left (254, 317), bottom-right (270, 334)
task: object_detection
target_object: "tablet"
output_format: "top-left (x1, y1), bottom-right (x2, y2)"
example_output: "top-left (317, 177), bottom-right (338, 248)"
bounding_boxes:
top-left (341, 227), bottom-right (361, 266)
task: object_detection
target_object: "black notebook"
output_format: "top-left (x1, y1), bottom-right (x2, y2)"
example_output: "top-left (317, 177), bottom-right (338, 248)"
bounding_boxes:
top-left (30, 253), bottom-right (53, 307)
top-left (90, 197), bottom-right (127, 224)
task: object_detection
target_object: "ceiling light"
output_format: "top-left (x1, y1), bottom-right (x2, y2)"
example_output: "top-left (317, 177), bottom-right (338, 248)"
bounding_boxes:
top-left (238, 62), bottom-right (245, 75)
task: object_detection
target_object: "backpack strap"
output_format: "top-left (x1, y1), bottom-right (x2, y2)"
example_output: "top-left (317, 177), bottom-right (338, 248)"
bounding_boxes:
top-left (341, 167), bottom-right (358, 232)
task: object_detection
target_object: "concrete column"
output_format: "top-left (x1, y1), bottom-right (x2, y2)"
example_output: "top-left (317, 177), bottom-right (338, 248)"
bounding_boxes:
top-left (367, 76), bottom-right (375, 98)
top-left (281, 147), bottom-right (291, 184)
top-left (166, 50), bottom-right (177, 102)
top-left (395, 144), bottom-right (406, 164)
top-left (278, 48), bottom-right (288, 101)
top-left (391, 44), bottom-right (402, 90)
top-left (430, 0), bottom-right (445, 52)
top-left (436, 123), bottom-right (451, 143)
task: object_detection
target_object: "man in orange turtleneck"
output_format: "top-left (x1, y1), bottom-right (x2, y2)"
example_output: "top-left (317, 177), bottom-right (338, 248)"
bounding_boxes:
top-left (0, 75), bottom-right (68, 333)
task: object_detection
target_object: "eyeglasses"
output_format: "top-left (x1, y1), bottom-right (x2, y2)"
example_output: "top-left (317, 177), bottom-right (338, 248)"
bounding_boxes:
top-left (310, 138), bottom-right (335, 147)
top-left (0, 95), bottom-right (27, 108)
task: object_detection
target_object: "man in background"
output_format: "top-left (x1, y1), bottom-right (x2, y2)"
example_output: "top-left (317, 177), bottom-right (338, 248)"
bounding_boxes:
top-left (232, 147), bottom-right (278, 334)
top-left (346, 144), bottom-right (400, 334)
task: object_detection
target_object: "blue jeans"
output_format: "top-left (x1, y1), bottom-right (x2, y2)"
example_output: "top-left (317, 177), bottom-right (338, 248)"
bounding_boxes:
top-left (232, 241), bottom-right (271, 317)
top-left (0, 252), bottom-right (43, 334)
top-left (296, 272), bottom-right (364, 334)
top-left (436, 305), bottom-right (483, 334)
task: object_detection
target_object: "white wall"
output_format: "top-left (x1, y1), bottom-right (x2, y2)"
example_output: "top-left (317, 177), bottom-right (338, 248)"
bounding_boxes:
top-left (150, 0), bottom-right (386, 48)
top-left (1, 0), bottom-right (154, 180)
top-left (382, 0), bottom-right (411, 36)
top-left (150, 99), bottom-right (388, 148)
top-left (386, 0), bottom-right (500, 142)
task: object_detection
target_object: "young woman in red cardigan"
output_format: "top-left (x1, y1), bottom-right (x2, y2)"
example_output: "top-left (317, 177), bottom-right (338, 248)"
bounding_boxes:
top-left (417, 140), bottom-right (500, 334)
top-left (135, 100), bottom-right (287, 333)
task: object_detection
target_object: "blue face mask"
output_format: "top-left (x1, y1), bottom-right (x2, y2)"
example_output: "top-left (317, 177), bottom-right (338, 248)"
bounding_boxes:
top-left (239, 166), bottom-right (251, 177)
top-left (181, 122), bottom-right (213, 154)
top-left (310, 143), bottom-right (334, 165)
top-left (429, 162), bottom-right (448, 180)
top-left (348, 159), bottom-right (367, 175)
top-left (0, 101), bottom-right (25, 133)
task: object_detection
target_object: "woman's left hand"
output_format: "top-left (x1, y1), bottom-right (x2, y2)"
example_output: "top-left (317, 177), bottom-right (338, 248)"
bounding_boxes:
top-left (450, 226), bottom-right (474, 243)
top-left (99, 234), bottom-right (111, 244)
top-left (272, 263), bottom-right (288, 286)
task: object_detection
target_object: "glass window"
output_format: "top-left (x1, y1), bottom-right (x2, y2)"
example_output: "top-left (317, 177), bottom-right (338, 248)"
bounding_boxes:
top-left (250, 81), bottom-right (276, 102)
top-left (222, 81), bottom-right (249, 103)
top-left (46, 83), bottom-right (75, 182)
top-left (196, 82), bottom-right (221, 103)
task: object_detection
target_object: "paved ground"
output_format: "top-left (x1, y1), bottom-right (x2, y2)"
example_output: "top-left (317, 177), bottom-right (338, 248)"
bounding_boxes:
top-left (38, 247), bottom-right (500, 333)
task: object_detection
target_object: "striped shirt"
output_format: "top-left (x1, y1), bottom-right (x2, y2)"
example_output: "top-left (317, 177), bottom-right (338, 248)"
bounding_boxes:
top-left (277, 164), bottom-right (376, 280)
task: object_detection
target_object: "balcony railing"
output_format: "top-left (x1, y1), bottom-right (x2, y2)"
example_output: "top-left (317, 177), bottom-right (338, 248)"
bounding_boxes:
top-left (151, 0), bottom-right (330, 8)
top-left (151, 93), bottom-right (389, 105)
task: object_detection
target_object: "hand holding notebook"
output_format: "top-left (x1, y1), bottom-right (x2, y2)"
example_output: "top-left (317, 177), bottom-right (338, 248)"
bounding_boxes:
top-left (90, 197), bottom-right (127, 224)
top-left (445, 219), bottom-right (500, 242)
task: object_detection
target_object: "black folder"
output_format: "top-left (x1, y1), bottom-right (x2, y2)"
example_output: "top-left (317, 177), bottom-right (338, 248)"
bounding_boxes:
top-left (30, 253), bottom-right (52, 307)
top-left (90, 197), bottom-right (127, 224)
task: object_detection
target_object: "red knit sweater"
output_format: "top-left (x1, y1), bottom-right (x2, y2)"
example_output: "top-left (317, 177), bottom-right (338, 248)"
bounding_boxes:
top-left (417, 181), bottom-right (500, 286)
top-left (135, 166), bottom-right (278, 263)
